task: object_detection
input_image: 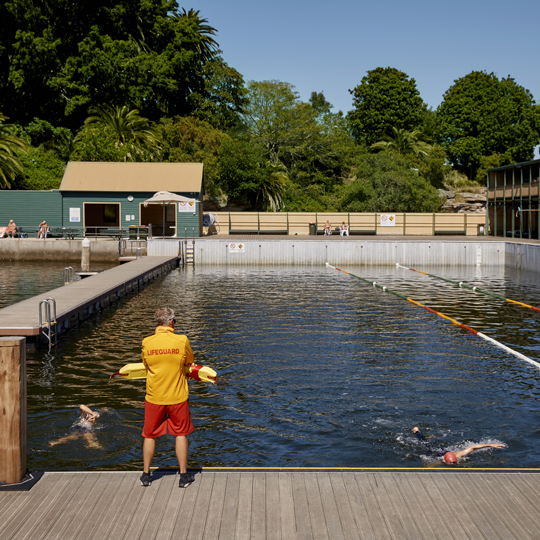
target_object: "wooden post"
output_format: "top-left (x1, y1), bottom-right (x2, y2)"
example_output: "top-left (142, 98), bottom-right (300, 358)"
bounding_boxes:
top-left (0, 337), bottom-right (27, 484)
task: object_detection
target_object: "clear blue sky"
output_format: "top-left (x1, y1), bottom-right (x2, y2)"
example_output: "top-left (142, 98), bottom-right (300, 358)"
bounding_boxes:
top-left (186, 0), bottom-right (540, 117)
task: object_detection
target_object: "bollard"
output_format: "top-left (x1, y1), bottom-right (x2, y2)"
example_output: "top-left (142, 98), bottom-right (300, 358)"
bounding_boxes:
top-left (0, 336), bottom-right (27, 484)
top-left (81, 237), bottom-right (91, 271)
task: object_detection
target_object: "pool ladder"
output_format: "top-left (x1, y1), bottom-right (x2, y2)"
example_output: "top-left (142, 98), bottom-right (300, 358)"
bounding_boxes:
top-left (39, 297), bottom-right (58, 353)
top-left (63, 266), bottom-right (74, 285)
top-left (183, 228), bottom-right (195, 267)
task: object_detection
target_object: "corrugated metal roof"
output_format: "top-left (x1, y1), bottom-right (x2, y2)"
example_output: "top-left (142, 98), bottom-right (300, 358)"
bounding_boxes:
top-left (59, 162), bottom-right (203, 192)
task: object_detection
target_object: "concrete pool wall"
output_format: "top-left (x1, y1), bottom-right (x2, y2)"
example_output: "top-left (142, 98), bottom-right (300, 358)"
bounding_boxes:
top-left (149, 237), bottom-right (540, 272)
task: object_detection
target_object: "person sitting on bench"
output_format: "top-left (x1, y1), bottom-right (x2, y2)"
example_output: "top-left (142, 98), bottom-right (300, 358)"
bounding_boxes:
top-left (339, 222), bottom-right (349, 236)
top-left (324, 220), bottom-right (332, 236)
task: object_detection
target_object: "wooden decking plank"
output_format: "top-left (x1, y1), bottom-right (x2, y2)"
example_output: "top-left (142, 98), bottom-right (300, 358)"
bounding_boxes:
top-left (380, 473), bottom-right (426, 540)
top-left (413, 473), bottom-right (475, 540)
top-left (132, 473), bottom-right (177, 540)
top-left (264, 473), bottom-right (281, 540)
top-left (328, 474), bottom-right (366, 540)
top-left (201, 473), bottom-right (227, 540)
top-left (185, 473), bottom-right (215, 540)
top-left (215, 473), bottom-right (240, 540)
top-left (0, 474), bottom-right (65, 533)
top-left (292, 473), bottom-right (313, 540)
top-left (387, 474), bottom-right (438, 540)
top-left (354, 474), bottom-right (393, 540)
top-left (304, 473), bottom-right (329, 540)
top-left (251, 473), bottom-right (267, 540)
top-left (493, 474), bottom-right (540, 537)
top-left (89, 473), bottom-right (143, 540)
top-left (153, 474), bottom-right (188, 540)
top-left (10, 473), bottom-right (86, 540)
top-left (364, 473), bottom-right (408, 540)
top-left (0, 493), bottom-right (25, 525)
top-left (339, 473), bottom-right (376, 540)
top-left (235, 473), bottom-right (253, 540)
top-left (73, 474), bottom-right (127, 540)
top-left (169, 473), bottom-right (202, 540)
top-left (474, 474), bottom-right (538, 539)
top-left (440, 474), bottom-right (505, 539)
top-left (278, 473), bottom-right (297, 540)
top-left (37, 472), bottom-right (101, 540)
top-left (316, 473), bottom-right (345, 540)
top-left (1, 474), bottom-right (78, 540)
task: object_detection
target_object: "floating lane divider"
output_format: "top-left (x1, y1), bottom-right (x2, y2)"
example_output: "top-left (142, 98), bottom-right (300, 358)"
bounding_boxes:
top-left (326, 263), bottom-right (540, 370)
top-left (396, 263), bottom-right (540, 313)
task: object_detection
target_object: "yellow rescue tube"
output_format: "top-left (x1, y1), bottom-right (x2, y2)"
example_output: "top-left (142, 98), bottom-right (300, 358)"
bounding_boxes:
top-left (111, 363), bottom-right (217, 384)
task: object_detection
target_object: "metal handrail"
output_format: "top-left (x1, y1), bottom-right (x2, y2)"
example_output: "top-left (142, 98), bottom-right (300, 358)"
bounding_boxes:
top-left (39, 297), bottom-right (57, 353)
top-left (63, 266), bottom-right (74, 285)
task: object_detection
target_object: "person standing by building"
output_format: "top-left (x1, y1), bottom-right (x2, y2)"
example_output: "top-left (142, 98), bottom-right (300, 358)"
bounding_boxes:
top-left (140, 307), bottom-right (196, 488)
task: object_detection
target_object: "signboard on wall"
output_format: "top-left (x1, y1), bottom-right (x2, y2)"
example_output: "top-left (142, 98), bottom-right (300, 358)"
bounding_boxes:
top-left (379, 214), bottom-right (396, 227)
top-left (69, 208), bottom-right (80, 222)
top-left (228, 243), bottom-right (245, 253)
top-left (178, 201), bottom-right (196, 213)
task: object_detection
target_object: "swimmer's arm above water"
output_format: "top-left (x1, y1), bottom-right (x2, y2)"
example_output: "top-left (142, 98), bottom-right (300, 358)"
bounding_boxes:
top-left (454, 443), bottom-right (506, 459)
top-left (80, 404), bottom-right (99, 422)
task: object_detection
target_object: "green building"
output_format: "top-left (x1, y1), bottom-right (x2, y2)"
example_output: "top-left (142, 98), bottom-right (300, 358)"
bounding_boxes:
top-left (487, 159), bottom-right (540, 239)
top-left (0, 162), bottom-right (204, 237)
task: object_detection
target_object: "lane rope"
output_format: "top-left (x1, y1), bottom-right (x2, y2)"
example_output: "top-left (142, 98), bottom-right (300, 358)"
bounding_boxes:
top-left (326, 263), bottom-right (540, 370)
top-left (396, 263), bottom-right (540, 313)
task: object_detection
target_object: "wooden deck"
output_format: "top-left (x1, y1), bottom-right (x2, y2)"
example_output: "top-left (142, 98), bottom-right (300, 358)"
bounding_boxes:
top-left (1, 469), bottom-right (540, 539)
top-left (0, 256), bottom-right (178, 346)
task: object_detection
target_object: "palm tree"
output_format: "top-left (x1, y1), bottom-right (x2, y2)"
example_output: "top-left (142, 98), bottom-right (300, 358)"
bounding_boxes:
top-left (256, 169), bottom-right (288, 211)
top-left (84, 105), bottom-right (161, 157)
top-left (0, 114), bottom-right (29, 188)
top-left (178, 8), bottom-right (219, 62)
top-left (370, 127), bottom-right (430, 158)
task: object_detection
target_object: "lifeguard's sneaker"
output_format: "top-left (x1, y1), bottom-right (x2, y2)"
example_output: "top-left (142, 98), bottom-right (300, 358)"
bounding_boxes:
top-left (140, 472), bottom-right (152, 487)
top-left (179, 473), bottom-right (195, 488)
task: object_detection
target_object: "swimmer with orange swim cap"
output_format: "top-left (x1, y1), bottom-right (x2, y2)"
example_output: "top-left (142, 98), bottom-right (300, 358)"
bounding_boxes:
top-left (412, 427), bottom-right (506, 465)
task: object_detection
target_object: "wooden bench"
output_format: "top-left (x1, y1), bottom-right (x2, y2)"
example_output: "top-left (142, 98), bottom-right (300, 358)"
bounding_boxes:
top-left (434, 230), bottom-right (466, 235)
top-left (349, 229), bottom-right (376, 235)
top-left (99, 228), bottom-right (125, 240)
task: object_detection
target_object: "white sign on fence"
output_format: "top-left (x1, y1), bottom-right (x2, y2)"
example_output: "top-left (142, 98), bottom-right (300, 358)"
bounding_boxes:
top-left (178, 201), bottom-right (197, 213)
top-left (228, 243), bottom-right (245, 253)
top-left (379, 214), bottom-right (396, 227)
top-left (69, 208), bottom-right (80, 222)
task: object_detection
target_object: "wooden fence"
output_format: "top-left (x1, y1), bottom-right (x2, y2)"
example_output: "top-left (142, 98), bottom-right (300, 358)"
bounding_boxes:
top-left (208, 212), bottom-right (486, 236)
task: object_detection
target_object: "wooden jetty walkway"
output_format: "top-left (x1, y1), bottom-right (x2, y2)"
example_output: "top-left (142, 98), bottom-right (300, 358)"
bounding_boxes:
top-left (0, 256), bottom-right (178, 347)
top-left (1, 469), bottom-right (540, 539)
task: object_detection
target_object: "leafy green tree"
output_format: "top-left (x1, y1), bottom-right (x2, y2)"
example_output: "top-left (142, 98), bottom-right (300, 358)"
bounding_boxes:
top-left (14, 146), bottom-right (65, 190)
top-left (71, 124), bottom-right (137, 162)
top-left (159, 116), bottom-right (229, 198)
top-left (0, 113), bottom-right (28, 188)
top-left (177, 9), bottom-right (219, 62)
top-left (188, 58), bottom-right (248, 132)
top-left (242, 81), bottom-right (355, 192)
top-left (84, 105), bottom-right (160, 157)
top-left (0, 0), bottom-right (232, 127)
top-left (437, 71), bottom-right (540, 179)
top-left (348, 67), bottom-right (425, 146)
top-left (339, 153), bottom-right (441, 212)
top-left (218, 138), bottom-right (287, 211)
top-left (370, 127), bottom-right (430, 158)
top-left (414, 145), bottom-right (450, 189)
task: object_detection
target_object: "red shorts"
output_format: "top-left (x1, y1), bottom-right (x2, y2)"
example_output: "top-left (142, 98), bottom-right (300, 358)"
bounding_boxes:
top-left (142, 399), bottom-right (195, 438)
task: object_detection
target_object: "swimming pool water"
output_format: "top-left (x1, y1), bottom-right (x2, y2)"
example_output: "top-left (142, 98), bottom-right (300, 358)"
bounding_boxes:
top-left (23, 264), bottom-right (540, 470)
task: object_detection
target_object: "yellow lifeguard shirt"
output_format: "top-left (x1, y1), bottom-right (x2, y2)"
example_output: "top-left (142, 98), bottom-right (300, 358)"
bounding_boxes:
top-left (141, 326), bottom-right (194, 405)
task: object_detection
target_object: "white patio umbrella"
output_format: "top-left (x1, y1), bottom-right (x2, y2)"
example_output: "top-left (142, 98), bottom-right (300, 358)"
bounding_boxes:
top-left (143, 191), bottom-right (198, 238)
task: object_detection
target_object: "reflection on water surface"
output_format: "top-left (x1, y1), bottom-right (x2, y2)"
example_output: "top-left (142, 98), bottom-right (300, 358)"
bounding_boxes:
top-left (23, 264), bottom-right (540, 470)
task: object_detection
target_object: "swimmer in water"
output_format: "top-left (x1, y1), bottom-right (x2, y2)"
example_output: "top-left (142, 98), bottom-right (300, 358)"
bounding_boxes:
top-left (49, 405), bottom-right (107, 449)
top-left (412, 426), bottom-right (506, 465)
